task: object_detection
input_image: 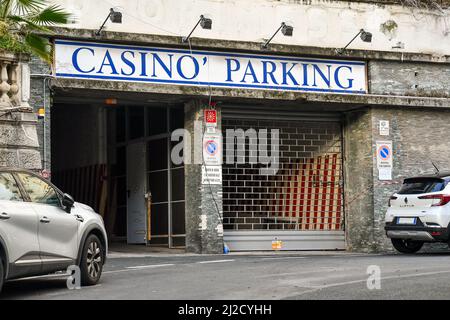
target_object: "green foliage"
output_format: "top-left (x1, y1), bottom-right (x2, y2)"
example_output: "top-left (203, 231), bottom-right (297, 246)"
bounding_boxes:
top-left (0, 0), bottom-right (70, 63)
top-left (0, 31), bottom-right (30, 54)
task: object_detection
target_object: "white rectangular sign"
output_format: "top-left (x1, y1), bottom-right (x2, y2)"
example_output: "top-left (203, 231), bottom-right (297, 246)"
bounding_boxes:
top-left (54, 40), bottom-right (367, 95)
top-left (379, 120), bottom-right (389, 136)
top-left (376, 140), bottom-right (393, 180)
top-left (202, 166), bottom-right (222, 185)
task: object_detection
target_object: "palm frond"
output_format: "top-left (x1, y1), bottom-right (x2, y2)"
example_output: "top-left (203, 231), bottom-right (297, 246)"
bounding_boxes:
top-left (7, 14), bottom-right (51, 32)
top-left (24, 32), bottom-right (51, 63)
top-left (0, 0), bottom-right (69, 64)
top-left (0, 0), bottom-right (13, 19)
top-left (13, 0), bottom-right (45, 15)
top-left (28, 4), bottom-right (69, 26)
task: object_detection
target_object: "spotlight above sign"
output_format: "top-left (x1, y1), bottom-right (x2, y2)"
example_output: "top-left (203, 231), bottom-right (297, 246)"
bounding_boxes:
top-left (182, 15), bottom-right (212, 43)
top-left (95, 8), bottom-right (122, 36)
top-left (262, 22), bottom-right (293, 49)
top-left (336, 29), bottom-right (372, 54)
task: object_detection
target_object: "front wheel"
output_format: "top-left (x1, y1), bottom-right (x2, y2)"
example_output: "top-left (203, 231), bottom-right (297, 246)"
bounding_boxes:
top-left (391, 238), bottom-right (424, 254)
top-left (80, 234), bottom-right (104, 286)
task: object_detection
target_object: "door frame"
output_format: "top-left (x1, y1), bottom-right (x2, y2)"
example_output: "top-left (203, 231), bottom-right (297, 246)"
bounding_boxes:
top-left (111, 105), bottom-right (185, 247)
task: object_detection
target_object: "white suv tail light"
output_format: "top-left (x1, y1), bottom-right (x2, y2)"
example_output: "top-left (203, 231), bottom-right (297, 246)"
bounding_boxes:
top-left (417, 194), bottom-right (450, 206)
top-left (388, 195), bottom-right (397, 207)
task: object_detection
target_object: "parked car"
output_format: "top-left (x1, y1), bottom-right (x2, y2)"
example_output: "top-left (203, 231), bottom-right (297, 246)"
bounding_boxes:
top-left (385, 172), bottom-right (450, 253)
top-left (0, 167), bottom-right (107, 293)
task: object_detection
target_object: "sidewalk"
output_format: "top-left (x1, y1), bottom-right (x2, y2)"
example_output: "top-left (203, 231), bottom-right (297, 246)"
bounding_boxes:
top-left (106, 241), bottom-right (383, 259)
top-left (107, 242), bottom-right (190, 258)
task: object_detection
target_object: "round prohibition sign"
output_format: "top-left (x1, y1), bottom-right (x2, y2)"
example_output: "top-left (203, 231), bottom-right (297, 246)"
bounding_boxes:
top-left (378, 144), bottom-right (391, 160)
top-left (205, 140), bottom-right (218, 156)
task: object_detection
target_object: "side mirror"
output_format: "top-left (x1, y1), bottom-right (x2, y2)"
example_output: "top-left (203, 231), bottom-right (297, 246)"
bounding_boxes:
top-left (62, 193), bottom-right (75, 213)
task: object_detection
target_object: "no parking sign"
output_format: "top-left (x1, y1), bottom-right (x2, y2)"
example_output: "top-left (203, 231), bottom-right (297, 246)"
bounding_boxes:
top-left (376, 141), bottom-right (393, 180)
top-left (202, 133), bottom-right (222, 185)
top-left (203, 134), bottom-right (222, 165)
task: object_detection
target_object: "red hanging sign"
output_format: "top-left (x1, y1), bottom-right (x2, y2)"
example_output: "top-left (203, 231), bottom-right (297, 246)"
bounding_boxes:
top-left (204, 110), bottom-right (217, 126)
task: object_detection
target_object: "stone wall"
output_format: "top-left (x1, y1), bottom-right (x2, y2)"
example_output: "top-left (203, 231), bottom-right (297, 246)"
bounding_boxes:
top-left (343, 108), bottom-right (376, 252)
top-left (0, 111), bottom-right (41, 170)
top-left (53, 0), bottom-right (450, 56)
top-left (29, 56), bottom-right (51, 171)
top-left (344, 106), bottom-right (450, 252)
top-left (371, 107), bottom-right (450, 251)
top-left (369, 61), bottom-right (450, 98)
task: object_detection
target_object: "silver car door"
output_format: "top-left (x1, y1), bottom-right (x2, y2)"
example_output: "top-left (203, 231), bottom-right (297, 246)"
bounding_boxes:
top-left (16, 173), bottom-right (79, 270)
top-left (0, 172), bottom-right (41, 278)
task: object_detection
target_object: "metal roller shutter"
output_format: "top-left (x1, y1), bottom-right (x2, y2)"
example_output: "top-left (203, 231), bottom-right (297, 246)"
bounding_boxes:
top-left (222, 106), bottom-right (345, 251)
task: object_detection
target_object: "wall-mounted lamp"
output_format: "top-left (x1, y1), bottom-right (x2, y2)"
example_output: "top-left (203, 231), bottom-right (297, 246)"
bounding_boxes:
top-left (182, 15), bottom-right (212, 43)
top-left (336, 29), bottom-right (372, 54)
top-left (95, 8), bottom-right (122, 36)
top-left (261, 22), bottom-right (293, 49)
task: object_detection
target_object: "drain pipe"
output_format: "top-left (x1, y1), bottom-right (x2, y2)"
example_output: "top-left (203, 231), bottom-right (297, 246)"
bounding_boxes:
top-left (30, 74), bottom-right (55, 170)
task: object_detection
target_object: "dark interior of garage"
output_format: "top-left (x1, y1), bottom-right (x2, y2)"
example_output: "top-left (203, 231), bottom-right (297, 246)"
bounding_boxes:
top-left (50, 94), bottom-right (186, 248)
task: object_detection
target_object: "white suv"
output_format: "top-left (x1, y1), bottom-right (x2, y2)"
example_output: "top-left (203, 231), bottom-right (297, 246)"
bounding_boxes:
top-left (385, 172), bottom-right (450, 253)
top-left (0, 168), bottom-right (107, 293)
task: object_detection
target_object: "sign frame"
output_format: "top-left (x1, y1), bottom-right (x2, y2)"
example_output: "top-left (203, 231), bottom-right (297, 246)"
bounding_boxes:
top-left (54, 39), bottom-right (368, 95)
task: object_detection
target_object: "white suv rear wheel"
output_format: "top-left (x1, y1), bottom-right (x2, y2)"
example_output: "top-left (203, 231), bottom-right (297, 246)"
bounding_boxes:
top-left (391, 239), bottom-right (424, 254)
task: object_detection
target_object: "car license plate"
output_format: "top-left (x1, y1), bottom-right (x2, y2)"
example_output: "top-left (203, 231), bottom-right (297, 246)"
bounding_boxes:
top-left (398, 217), bottom-right (417, 225)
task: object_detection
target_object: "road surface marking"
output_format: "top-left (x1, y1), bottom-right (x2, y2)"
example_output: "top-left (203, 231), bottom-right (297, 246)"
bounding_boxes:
top-left (125, 263), bottom-right (175, 269)
top-left (293, 269), bottom-right (450, 297)
top-left (197, 259), bottom-right (235, 264)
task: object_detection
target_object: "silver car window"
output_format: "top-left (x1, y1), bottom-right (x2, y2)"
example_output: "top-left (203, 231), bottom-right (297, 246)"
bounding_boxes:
top-left (0, 173), bottom-right (23, 201)
top-left (17, 173), bottom-right (60, 206)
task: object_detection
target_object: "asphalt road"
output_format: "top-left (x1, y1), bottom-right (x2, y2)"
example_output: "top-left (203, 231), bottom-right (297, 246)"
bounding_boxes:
top-left (2, 250), bottom-right (450, 300)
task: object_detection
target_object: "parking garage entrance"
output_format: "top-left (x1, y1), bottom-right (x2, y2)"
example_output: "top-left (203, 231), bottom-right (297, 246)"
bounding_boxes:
top-left (222, 106), bottom-right (346, 251)
top-left (50, 94), bottom-right (186, 248)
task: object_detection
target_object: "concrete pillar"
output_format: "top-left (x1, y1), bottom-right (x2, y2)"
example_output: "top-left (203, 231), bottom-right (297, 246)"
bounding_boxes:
top-left (343, 108), bottom-right (376, 252)
top-left (184, 99), bottom-right (224, 254)
top-left (0, 110), bottom-right (42, 171)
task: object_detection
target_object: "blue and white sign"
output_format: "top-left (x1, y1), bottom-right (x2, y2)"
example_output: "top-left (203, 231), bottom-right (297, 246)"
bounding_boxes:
top-left (203, 133), bottom-right (222, 166)
top-left (376, 141), bottom-right (393, 181)
top-left (379, 145), bottom-right (390, 160)
top-left (54, 40), bottom-right (367, 95)
top-left (205, 140), bottom-right (218, 156)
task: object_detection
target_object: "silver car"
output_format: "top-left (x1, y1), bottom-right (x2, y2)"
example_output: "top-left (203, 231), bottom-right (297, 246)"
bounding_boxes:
top-left (0, 167), bottom-right (107, 293)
